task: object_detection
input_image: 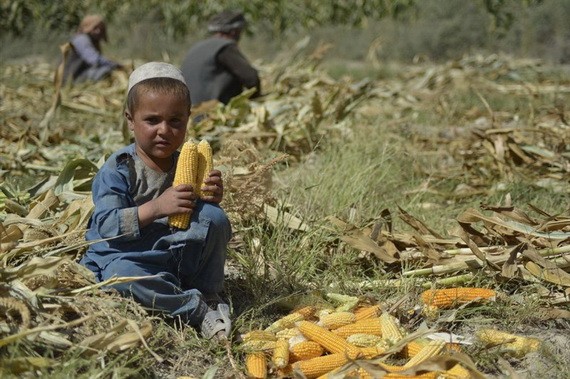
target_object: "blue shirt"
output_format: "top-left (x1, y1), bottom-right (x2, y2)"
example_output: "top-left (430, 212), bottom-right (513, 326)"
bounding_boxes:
top-left (84, 144), bottom-right (205, 270)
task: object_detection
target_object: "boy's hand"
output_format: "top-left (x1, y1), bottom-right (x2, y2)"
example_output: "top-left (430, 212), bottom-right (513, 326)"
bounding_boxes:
top-left (160, 184), bottom-right (197, 215)
top-left (201, 170), bottom-right (224, 204)
top-left (137, 184), bottom-right (196, 228)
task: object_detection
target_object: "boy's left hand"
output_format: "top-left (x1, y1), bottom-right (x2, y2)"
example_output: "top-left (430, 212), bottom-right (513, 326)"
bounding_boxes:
top-left (201, 170), bottom-right (224, 203)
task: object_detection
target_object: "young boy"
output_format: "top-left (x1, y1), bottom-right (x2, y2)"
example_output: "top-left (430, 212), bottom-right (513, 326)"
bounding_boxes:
top-left (80, 62), bottom-right (232, 338)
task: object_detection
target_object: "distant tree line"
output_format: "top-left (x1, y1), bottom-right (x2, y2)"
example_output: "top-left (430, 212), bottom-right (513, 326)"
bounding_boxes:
top-left (2, 0), bottom-right (568, 63)
top-left (0, 0), bottom-right (542, 38)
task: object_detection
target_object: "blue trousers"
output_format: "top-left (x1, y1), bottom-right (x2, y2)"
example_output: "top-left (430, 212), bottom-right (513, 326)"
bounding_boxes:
top-left (81, 202), bottom-right (231, 326)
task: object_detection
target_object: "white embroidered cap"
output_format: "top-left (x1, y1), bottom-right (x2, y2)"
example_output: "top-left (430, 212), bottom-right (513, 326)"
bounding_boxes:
top-left (127, 62), bottom-right (187, 95)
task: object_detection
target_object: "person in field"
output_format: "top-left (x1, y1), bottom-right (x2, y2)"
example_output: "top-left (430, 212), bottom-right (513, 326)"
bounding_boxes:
top-left (80, 62), bottom-right (232, 339)
top-left (180, 10), bottom-right (261, 106)
top-left (62, 15), bottom-right (123, 84)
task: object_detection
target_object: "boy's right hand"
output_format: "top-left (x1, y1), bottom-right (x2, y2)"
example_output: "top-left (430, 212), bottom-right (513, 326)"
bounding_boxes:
top-left (158, 184), bottom-right (197, 216)
top-left (137, 185), bottom-right (197, 228)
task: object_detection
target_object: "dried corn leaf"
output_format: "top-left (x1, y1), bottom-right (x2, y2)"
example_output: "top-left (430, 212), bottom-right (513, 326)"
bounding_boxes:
top-left (525, 261), bottom-right (570, 287)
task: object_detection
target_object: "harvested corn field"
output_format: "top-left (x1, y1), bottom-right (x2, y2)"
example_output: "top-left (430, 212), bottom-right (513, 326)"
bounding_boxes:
top-left (1, 23), bottom-right (570, 379)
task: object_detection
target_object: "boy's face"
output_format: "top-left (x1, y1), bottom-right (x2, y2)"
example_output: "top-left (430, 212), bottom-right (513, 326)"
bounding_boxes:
top-left (126, 90), bottom-right (190, 171)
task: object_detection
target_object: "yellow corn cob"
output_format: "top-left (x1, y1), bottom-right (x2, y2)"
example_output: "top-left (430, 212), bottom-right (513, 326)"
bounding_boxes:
top-left (241, 340), bottom-right (277, 353)
top-left (446, 342), bottom-right (463, 353)
top-left (323, 367), bottom-right (437, 379)
top-left (245, 352), bottom-right (267, 379)
top-left (265, 312), bottom-right (306, 333)
top-left (295, 306), bottom-right (318, 319)
top-left (319, 311), bottom-right (356, 330)
top-left (333, 317), bottom-right (382, 339)
top-left (241, 330), bottom-right (277, 342)
top-left (420, 288), bottom-right (496, 309)
top-left (196, 139), bottom-right (213, 198)
top-left (276, 327), bottom-right (301, 339)
top-left (288, 334), bottom-right (308, 347)
top-left (355, 368), bottom-right (375, 379)
top-left (297, 321), bottom-right (360, 358)
top-left (346, 333), bottom-right (384, 347)
top-left (403, 339), bottom-right (430, 358)
top-left (379, 362), bottom-right (407, 373)
top-left (318, 367), bottom-right (374, 379)
top-left (385, 372), bottom-right (438, 379)
top-left (358, 345), bottom-right (387, 359)
top-left (476, 329), bottom-right (540, 358)
top-left (442, 364), bottom-right (471, 379)
top-left (354, 304), bottom-right (382, 321)
top-left (380, 313), bottom-right (404, 344)
top-left (272, 338), bottom-right (289, 369)
top-left (378, 362), bottom-right (439, 378)
top-left (404, 340), bottom-right (446, 368)
top-left (168, 141), bottom-right (198, 229)
top-left (289, 340), bottom-right (324, 362)
top-left (292, 352), bottom-right (348, 379)
top-left (316, 308), bottom-right (334, 320)
top-left (326, 293), bottom-right (359, 312)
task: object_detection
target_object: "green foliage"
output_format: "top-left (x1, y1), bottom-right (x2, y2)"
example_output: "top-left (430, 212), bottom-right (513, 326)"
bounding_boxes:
top-left (482, 0), bottom-right (544, 33)
top-left (0, 0), bottom-right (122, 34)
top-left (0, 0), bottom-right (420, 38)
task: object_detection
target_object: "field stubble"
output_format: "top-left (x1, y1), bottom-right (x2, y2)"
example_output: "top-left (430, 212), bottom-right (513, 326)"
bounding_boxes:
top-left (1, 48), bottom-right (569, 378)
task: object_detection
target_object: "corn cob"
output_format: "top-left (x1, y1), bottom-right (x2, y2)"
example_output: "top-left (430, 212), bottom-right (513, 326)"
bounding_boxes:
top-left (446, 342), bottom-right (463, 354)
top-left (297, 321), bottom-right (361, 358)
top-left (358, 345), bottom-right (387, 359)
top-left (295, 306), bottom-right (318, 319)
top-left (241, 330), bottom-right (277, 342)
top-left (379, 362), bottom-right (407, 373)
top-left (241, 340), bottom-right (277, 353)
top-left (476, 329), bottom-right (540, 357)
top-left (289, 340), bottom-right (324, 362)
top-left (442, 364), bottom-right (471, 379)
top-left (380, 313), bottom-right (404, 344)
top-left (326, 293), bottom-right (359, 312)
top-left (378, 362), bottom-right (439, 378)
top-left (168, 141), bottom-right (198, 229)
top-left (245, 352), bottom-right (267, 379)
top-left (384, 372), bottom-right (439, 379)
top-left (333, 317), bottom-right (382, 339)
top-left (276, 327), bottom-right (301, 339)
top-left (354, 304), bottom-right (382, 321)
top-left (196, 139), bottom-right (213, 198)
top-left (403, 339), bottom-right (430, 358)
top-left (316, 308), bottom-right (334, 319)
top-left (404, 340), bottom-right (445, 368)
top-left (356, 368), bottom-right (374, 379)
top-left (420, 288), bottom-right (496, 309)
top-left (265, 311), bottom-right (306, 333)
top-left (272, 338), bottom-right (290, 369)
top-left (288, 334), bottom-right (308, 348)
top-left (346, 333), bottom-right (384, 347)
top-left (318, 368), bottom-right (373, 379)
top-left (292, 352), bottom-right (348, 379)
top-left (318, 311), bottom-right (356, 330)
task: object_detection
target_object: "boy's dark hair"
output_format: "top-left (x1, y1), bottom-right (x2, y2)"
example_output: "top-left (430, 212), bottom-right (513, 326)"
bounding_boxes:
top-left (127, 77), bottom-right (191, 114)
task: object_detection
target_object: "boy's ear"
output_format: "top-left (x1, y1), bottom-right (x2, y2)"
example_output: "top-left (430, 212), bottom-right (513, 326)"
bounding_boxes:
top-left (125, 111), bottom-right (134, 130)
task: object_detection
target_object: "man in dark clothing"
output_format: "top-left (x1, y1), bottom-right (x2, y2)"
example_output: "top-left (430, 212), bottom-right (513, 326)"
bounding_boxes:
top-left (180, 11), bottom-right (261, 106)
